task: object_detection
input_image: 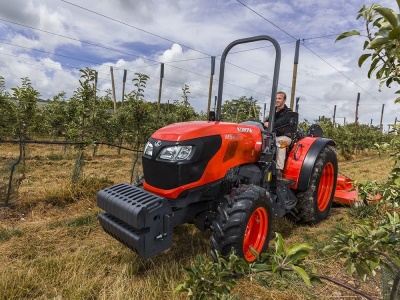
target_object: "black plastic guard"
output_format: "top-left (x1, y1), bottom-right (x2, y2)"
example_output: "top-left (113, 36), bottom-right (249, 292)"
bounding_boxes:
top-left (297, 138), bottom-right (335, 192)
top-left (97, 183), bottom-right (173, 259)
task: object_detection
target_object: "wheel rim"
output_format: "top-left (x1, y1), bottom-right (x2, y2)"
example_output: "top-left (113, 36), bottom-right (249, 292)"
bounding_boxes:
top-left (243, 207), bottom-right (268, 262)
top-left (317, 162), bottom-right (335, 211)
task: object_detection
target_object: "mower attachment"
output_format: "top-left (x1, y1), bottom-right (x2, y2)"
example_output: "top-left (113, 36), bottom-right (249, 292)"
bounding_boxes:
top-left (97, 183), bottom-right (173, 259)
top-left (333, 174), bottom-right (380, 205)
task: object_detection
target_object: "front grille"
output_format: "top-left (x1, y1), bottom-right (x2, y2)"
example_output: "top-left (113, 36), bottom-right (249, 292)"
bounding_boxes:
top-left (143, 135), bottom-right (222, 190)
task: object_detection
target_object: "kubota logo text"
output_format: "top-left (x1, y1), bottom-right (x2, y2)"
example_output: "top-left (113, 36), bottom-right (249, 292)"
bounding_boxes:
top-left (237, 127), bottom-right (252, 133)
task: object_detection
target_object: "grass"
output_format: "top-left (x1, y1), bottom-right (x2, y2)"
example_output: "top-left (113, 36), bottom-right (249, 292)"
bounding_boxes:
top-left (0, 227), bottom-right (23, 242)
top-left (0, 143), bottom-right (394, 299)
top-left (338, 151), bottom-right (392, 183)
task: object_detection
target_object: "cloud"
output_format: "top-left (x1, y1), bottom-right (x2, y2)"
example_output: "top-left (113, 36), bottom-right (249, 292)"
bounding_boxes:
top-left (158, 43), bottom-right (183, 62)
top-left (0, 0), bottom-right (399, 129)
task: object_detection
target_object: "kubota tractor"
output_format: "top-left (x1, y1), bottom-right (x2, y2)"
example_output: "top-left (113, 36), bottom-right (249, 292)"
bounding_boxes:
top-left (97, 35), bottom-right (340, 262)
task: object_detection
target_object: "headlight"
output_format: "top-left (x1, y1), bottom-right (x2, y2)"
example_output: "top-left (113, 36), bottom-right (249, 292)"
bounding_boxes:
top-left (159, 146), bottom-right (193, 161)
top-left (143, 142), bottom-right (153, 156)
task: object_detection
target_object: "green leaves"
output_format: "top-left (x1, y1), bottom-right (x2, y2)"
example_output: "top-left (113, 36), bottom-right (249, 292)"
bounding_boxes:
top-left (309, 119), bottom-right (392, 158)
top-left (175, 250), bottom-right (245, 299)
top-left (274, 232), bottom-right (284, 255)
top-left (367, 37), bottom-right (389, 49)
top-left (131, 72), bottom-right (149, 101)
top-left (374, 7), bottom-right (398, 28)
top-left (176, 234), bottom-right (314, 299)
top-left (173, 84), bottom-right (197, 122)
top-left (354, 180), bottom-right (381, 203)
top-left (336, 3), bottom-right (400, 103)
top-left (389, 25), bottom-right (400, 39)
top-left (323, 212), bottom-right (400, 282)
top-left (335, 30), bottom-right (360, 42)
top-left (358, 54), bottom-right (371, 67)
top-left (221, 96), bottom-right (261, 123)
top-left (286, 243), bottom-right (313, 257)
top-left (9, 77), bottom-right (41, 140)
top-left (0, 70), bottom-right (205, 150)
top-left (0, 77), bottom-right (16, 138)
top-left (258, 233), bottom-right (313, 286)
top-left (177, 211), bottom-right (399, 300)
top-left (291, 265), bottom-right (311, 286)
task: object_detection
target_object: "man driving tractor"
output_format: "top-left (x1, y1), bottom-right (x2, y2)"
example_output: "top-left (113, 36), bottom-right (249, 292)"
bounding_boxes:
top-left (264, 91), bottom-right (292, 180)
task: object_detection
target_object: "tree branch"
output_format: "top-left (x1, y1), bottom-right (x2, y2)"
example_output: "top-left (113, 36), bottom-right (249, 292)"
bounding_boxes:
top-left (317, 274), bottom-right (375, 300)
top-left (369, 249), bottom-right (400, 273)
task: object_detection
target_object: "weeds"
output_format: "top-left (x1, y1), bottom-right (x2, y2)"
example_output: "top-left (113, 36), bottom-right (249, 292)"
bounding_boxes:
top-left (0, 227), bottom-right (23, 242)
top-left (67, 213), bottom-right (98, 227)
top-left (0, 143), bottom-right (392, 300)
top-left (348, 202), bottom-right (379, 219)
top-left (44, 176), bottom-right (113, 206)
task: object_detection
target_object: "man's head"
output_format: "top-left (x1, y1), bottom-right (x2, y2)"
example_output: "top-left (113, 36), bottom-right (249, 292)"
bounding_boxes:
top-left (275, 91), bottom-right (287, 110)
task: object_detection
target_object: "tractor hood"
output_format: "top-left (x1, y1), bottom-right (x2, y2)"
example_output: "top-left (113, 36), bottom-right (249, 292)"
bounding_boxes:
top-left (151, 121), bottom-right (262, 142)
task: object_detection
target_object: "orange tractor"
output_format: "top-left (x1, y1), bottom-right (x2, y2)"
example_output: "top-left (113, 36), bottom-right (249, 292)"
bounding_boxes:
top-left (97, 35), bottom-right (362, 262)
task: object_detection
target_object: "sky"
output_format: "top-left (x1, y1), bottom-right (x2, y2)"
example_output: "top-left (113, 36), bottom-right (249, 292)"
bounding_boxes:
top-left (0, 0), bottom-right (399, 130)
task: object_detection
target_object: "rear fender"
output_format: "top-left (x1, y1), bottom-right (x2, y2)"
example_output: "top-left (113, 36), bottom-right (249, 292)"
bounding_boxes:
top-left (284, 137), bottom-right (335, 191)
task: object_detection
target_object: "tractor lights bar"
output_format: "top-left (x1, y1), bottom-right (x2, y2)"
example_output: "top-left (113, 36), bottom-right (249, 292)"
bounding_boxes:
top-left (143, 142), bottom-right (193, 161)
top-left (144, 142), bottom-right (153, 156)
top-left (159, 146), bottom-right (192, 161)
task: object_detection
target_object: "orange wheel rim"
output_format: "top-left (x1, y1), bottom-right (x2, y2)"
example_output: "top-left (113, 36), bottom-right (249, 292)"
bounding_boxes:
top-left (243, 207), bottom-right (268, 262)
top-left (317, 162), bottom-right (335, 211)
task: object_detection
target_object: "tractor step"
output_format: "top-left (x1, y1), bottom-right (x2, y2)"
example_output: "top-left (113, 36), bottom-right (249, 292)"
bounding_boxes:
top-left (97, 183), bottom-right (173, 259)
top-left (277, 178), bottom-right (296, 186)
top-left (276, 184), bottom-right (297, 209)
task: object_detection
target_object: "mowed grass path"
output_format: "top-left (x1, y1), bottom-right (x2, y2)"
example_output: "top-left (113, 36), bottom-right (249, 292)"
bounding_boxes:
top-left (0, 144), bottom-right (392, 299)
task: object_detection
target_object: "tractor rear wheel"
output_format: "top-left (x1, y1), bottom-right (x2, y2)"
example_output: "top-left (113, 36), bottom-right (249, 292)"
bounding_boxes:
top-left (296, 145), bottom-right (338, 224)
top-left (211, 184), bottom-right (272, 262)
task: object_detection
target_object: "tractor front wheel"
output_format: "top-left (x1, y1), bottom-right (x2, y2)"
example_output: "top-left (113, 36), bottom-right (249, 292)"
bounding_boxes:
top-left (296, 145), bottom-right (338, 224)
top-left (211, 185), bottom-right (273, 262)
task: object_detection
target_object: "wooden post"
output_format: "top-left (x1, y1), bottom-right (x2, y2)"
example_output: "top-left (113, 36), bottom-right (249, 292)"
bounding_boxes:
top-left (110, 66), bottom-right (117, 113)
top-left (94, 71), bottom-right (98, 104)
top-left (333, 105), bottom-right (336, 127)
top-left (379, 104), bottom-right (385, 132)
top-left (93, 71), bottom-right (98, 120)
top-left (290, 40), bottom-right (300, 110)
top-left (121, 69), bottom-right (127, 106)
top-left (207, 56), bottom-right (216, 120)
top-left (263, 103), bottom-right (266, 121)
top-left (157, 63), bottom-right (164, 113)
top-left (355, 92), bottom-right (360, 125)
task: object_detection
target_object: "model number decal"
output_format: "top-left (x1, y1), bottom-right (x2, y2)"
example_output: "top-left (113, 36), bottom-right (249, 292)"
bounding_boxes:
top-left (237, 127), bottom-right (252, 133)
top-left (225, 134), bottom-right (239, 140)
